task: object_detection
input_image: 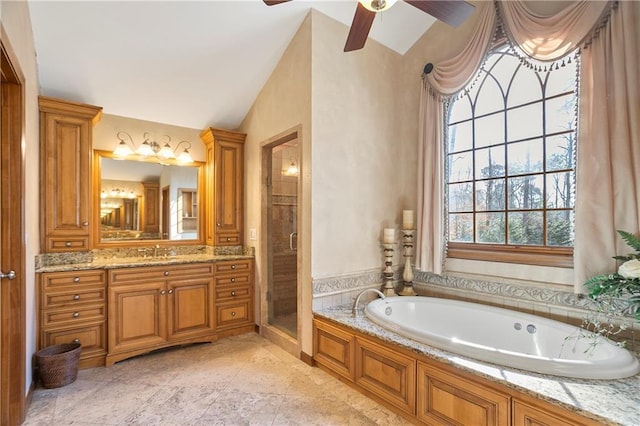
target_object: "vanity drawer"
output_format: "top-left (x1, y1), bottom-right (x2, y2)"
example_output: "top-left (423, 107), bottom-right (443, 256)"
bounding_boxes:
top-left (42, 305), bottom-right (106, 328)
top-left (42, 270), bottom-right (106, 291)
top-left (46, 237), bottom-right (90, 252)
top-left (215, 284), bottom-right (251, 302)
top-left (214, 272), bottom-right (251, 287)
top-left (214, 259), bottom-right (252, 274)
top-left (216, 234), bottom-right (240, 245)
top-left (42, 287), bottom-right (106, 309)
top-left (109, 262), bottom-right (214, 285)
top-left (216, 300), bottom-right (252, 330)
top-left (41, 322), bottom-right (106, 357)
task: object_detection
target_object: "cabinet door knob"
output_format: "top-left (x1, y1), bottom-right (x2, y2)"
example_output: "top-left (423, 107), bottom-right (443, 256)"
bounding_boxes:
top-left (65, 242), bottom-right (72, 247)
top-left (168, 289), bottom-right (174, 295)
top-left (217, 223), bottom-right (221, 227)
top-left (164, 271), bottom-right (169, 277)
top-left (72, 312), bottom-right (80, 318)
top-left (160, 290), bottom-right (166, 295)
top-left (73, 294), bottom-right (80, 300)
top-left (82, 221), bottom-right (89, 226)
top-left (231, 291), bottom-right (236, 297)
top-left (72, 338), bottom-right (80, 344)
top-left (73, 277), bottom-right (80, 283)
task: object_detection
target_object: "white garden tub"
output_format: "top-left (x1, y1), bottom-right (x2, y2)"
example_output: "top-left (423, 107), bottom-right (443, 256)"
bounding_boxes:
top-left (364, 296), bottom-right (640, 380)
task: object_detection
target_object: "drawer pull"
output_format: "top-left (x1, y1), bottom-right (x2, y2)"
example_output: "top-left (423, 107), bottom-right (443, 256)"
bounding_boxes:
top-left (65, 242), bottom-right (72, 247)
top-left (231, 291), bottom-right (236, 297)
top-left (164, 271), bottom-right (169, 277)
top-left (231, 265), bottom-right (236, 270)
top-left (72, 338), bottom-right (80, 344)
top-left (73, 294), bottom-right (80, 300)
top-left (72, 312), bottom-right (80, 318)
top-left (231, 278), bottom-right (236, 283)
top-left (73, 277), bottom-right (80, 283)
top-left (226, 237), bottom-right (231, 242)
top-left (231, 311), bottom-right (236, 317)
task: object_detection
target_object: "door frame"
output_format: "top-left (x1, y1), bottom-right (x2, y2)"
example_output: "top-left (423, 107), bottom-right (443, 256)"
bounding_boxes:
top-left (1, 26), bottom-right (27, 425)
top-left (259, 126), bottom-right (302, 357)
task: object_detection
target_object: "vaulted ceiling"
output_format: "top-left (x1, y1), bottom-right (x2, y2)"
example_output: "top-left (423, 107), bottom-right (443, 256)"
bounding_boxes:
top-left (28, 1), bottom-right (437, 130)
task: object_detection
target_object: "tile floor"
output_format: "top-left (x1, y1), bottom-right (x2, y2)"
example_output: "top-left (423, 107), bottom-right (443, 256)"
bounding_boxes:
top-left (24, 333), bottom-right (411, 425)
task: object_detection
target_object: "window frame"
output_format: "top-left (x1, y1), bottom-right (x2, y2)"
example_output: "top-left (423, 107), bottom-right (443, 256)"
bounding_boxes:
top-left (444, 44), bottom-right (578, 268)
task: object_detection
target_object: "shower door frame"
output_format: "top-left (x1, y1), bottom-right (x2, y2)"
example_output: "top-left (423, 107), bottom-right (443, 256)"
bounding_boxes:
top-left (260, 126), bottom-right (302, 353)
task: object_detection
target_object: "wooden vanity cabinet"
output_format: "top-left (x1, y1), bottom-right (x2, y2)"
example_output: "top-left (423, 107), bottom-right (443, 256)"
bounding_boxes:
top-left (39, 96), bottom-right (102, 252)
top-left (107, 263), bottom-right (215, 365)
top-left (38, 270), bottom-right (107, 368)
top-left (200, 127), bottom-right (245, 246)
top-left (214, 259), bottom-right (254, 335)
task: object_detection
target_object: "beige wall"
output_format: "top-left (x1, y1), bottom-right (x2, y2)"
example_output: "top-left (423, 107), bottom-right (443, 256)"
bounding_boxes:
top-left (1, 0), bottom-right (41, 395)
top-left (239, 14), bottom-right (312, 354)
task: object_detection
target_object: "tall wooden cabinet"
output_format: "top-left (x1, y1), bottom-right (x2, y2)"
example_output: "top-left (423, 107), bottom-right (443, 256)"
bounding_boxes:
top-left (199, 127), bottom-right (245, 246)
top-left (39, 97), bottom-right (102, 252)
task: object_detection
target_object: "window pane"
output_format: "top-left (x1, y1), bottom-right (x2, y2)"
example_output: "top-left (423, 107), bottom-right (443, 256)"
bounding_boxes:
top-left (508, 211), bottom-right (543, 245)
top-left (476, 212), bottom-right (505, 243)
top-left (448, 121), bottom-right (472, 153)
top-left (546, 134), bottom-right (575, 172)
top-left (546, 172), bottom-right (574, 209)
top-left (449, 213), bottom-right (473, 242)
top-left (507, 139), bottom-right (543, 176)
top-left (508, 175), bottom-right (544, 210)
top-left (475, 146), bottom-right (505, 179)
top-left (448, 182), bottom-right (473, 212)
top-left (475, 76), bottom-right (504, 116)
top-left (488, 52), bottom-right (519, 90)
top-left (507, 66), bottom-right (542, 108)
top-left (449, 95), bottom-right (472, 123)
top-left (448, 151), bottom-right (473, 183)
top-left (546, 94), bottom-right (576, 134)
top-left (507, 102), bottom-right (542, 141)
top-left (547, 210), bottom-right (574, 246)
top-left (475, 179), bottom-right (505, 211)
top-left (546, 64), bottom-right (577, 97)
top-left (475, 112), bottom-right (504, 148)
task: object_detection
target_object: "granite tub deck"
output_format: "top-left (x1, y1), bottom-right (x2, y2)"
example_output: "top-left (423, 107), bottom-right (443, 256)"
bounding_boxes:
top-left (36, 253), bottom-right (254, 273)
top-left (315, 304), bottom-right (640, 426)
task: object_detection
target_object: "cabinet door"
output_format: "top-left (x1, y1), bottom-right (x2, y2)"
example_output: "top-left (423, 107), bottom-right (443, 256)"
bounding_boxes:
top-left (355, 338), bottom-right (416, 415)
top-left (108, 281), bottom-right (166, 353)
top-left (167, 277), bottom-right (215, 340)
top-left (313, 319), bottom-right (355, 382)
top-left (513, 399), bottom-right (600, 426)
top-left (39, 97), bottom-right (101, 252)
top-left (417, 361), bottom-right (510, 426)
top-left (214, 139), bottom-right (243, 244)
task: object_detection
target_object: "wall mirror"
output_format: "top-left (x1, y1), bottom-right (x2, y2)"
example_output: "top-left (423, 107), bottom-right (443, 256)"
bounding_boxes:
top-left (93, 150), bottom-right (205, 246)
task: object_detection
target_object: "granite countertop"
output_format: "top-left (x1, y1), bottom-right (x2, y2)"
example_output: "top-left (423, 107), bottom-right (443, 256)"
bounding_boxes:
top-left (36, 253), bottom-right (254, 273)
top-left (315, 305), bottom-right (640, 426)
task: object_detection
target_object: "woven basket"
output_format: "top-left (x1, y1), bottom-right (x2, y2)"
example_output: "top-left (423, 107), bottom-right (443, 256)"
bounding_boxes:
top-left (36, 343), bottom-right (81, 389)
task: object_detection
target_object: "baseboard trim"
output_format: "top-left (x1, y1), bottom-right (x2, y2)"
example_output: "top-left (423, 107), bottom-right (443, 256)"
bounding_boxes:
top-left (300, 351), bottom-right (314, 366)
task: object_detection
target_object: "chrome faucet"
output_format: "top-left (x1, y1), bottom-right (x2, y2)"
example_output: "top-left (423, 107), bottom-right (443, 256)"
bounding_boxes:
top-left (352, 288), bottom-right (386, 317)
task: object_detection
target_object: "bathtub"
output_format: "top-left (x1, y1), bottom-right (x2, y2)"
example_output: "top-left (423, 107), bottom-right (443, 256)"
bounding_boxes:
top-left (364, 296), bottom-right (640, 380)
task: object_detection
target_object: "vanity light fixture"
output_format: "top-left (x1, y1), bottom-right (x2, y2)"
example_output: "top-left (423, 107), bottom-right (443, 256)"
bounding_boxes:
top-left (283, 158), bottom-right (299, 176)
top-left (114, 131), bottom-right (194, 163)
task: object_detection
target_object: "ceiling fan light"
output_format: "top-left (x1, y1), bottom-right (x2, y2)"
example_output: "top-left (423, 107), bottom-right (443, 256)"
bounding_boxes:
top-left (359, 0), bottom-right (397, 12)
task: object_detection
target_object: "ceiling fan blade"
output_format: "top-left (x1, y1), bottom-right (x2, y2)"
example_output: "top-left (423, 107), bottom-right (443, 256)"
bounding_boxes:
top-left (344, 3), bottom-right (376, 52)
top-left (263, 0), bottom-right (292, 6)
top-left (404, 0), bottom-right (475, 27)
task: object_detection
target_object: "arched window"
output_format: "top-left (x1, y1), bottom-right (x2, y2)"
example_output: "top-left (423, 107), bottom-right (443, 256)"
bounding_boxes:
top-left (446, 44), bottom-right (577, 267)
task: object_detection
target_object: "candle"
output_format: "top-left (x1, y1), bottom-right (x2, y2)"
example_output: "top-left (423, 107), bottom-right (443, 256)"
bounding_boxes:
top-left (383, 228), bottom-right (395, 244)
top-left (402, 210), bottom-right (414, 230)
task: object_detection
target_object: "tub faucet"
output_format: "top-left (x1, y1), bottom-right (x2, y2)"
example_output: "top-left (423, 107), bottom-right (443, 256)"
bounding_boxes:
top-left (352, 288), bottom-right (386, 317)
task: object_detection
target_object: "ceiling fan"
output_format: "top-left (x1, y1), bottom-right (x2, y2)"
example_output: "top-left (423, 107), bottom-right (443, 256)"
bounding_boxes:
top-left (264, 0), bottom-right (475, 52)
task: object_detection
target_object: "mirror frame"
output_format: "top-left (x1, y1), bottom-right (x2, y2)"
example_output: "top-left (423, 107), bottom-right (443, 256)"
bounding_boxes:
top-left (92, 149), bottom-right (206, 248)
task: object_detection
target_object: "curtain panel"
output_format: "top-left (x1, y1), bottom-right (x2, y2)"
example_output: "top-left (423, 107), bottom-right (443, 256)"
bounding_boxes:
top-left (416, 0), bottom-right (636, 292)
